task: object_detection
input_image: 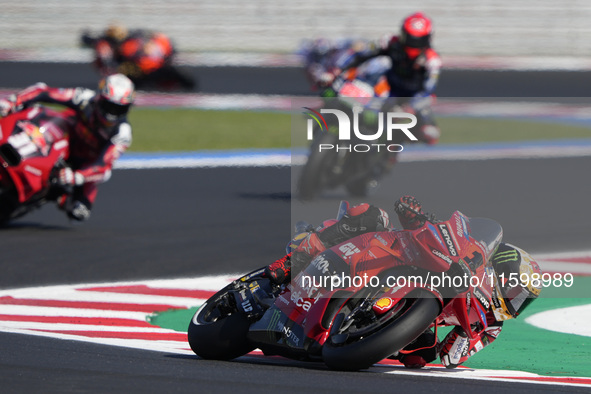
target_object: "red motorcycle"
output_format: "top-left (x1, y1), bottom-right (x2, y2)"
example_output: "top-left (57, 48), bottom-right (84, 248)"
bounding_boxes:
top-left (188, 203), bottom-right (502, 371)
top-left (0, 105), bottom-right (73, 223)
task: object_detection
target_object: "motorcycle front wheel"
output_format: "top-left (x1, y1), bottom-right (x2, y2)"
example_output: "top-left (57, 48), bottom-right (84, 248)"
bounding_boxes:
top-left (187, 284), bottom-right (255, 360)
top-left (322, 288), bottom-right (441, 371)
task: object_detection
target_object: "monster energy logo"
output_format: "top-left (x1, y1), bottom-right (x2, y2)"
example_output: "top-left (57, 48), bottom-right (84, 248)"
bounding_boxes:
top-left (493, 249), bottom-right (519, 265)
top-left (267, 309), bottom-right (282, 343)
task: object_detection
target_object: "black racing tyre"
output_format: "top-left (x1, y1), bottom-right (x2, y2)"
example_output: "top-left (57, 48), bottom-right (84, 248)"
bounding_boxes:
top-left (344, 177), bottom-right (369, 197)
top-left (298, 132), bottom-right (339, 200)
top-left (187, 286), bottom-right (255, 360)
top-left (0, 188), bottom-right (18, 225)
top-left (322, 289), bottom-right (441, 371)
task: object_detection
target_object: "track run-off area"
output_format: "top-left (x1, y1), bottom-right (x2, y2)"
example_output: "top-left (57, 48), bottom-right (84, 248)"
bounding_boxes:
top-left (0, 258), bottom-right (589, 389)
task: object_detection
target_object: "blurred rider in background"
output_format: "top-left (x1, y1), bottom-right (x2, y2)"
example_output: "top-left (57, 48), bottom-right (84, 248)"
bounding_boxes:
top-left (303, 38), bottom-right (387, 90)
top-left (327, 12), bottom-right (442, 148)
top-left (266, 196), bottom-right (542, 369)
top-left (0, 74), bottom-right (135, 221)
top-left (81, 23), bottom-right (195, 90)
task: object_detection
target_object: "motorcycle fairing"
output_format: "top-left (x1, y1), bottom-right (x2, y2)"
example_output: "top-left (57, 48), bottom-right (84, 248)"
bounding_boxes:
top-left (0, 107), bottom-right (72, 203)
top-left (248, 248), bottom-right (356, 359)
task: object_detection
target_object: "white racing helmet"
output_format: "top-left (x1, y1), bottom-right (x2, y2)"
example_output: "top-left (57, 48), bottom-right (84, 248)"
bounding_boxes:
top-left (96, 73), bottom-right (135, 126)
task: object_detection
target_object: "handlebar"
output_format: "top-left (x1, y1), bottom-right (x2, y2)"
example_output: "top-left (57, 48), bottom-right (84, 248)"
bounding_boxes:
top-left (396, 201), bottom-right (436, 225)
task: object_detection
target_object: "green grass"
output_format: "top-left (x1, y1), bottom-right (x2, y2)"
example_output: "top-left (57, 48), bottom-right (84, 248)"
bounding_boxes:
top-left (127, 108), bottom-right (591, 152)
top-left (438, 117), bottom-right (591, 144)
top-left (127, 108), bottom-right (291, 152)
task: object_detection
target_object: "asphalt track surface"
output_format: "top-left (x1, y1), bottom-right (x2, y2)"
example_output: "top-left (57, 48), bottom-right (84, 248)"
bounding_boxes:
top-left (1, 61), bottom-right (591, 97)
top-left (1, 62), bottom-right (591, 393)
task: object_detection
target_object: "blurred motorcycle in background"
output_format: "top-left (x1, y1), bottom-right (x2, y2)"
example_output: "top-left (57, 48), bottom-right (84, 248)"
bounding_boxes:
top-left (297, 38), bottom-right (435, 200)
top-left (81, 24), bottom-right (197, 91)
top-left (298, 39), bottom-right (400, 199)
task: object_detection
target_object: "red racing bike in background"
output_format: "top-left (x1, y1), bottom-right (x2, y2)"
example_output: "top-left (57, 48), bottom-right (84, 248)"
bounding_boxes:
top-left (0, 105), bottom-right (73, 223)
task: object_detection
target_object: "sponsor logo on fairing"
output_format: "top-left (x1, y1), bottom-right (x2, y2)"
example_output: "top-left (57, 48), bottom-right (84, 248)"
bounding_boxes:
top-left (339, 242), bottom-right (361, 257)
top-left (432, 248), bottom-right (453, 264)
top-left (473, 287), bottom-right (491, 310)
top-left (455, 214), bottom-right (469, 239)
top-left (291, 279), bottom-right (323, 312)
top-left (238, 288), bottom-right (254, 312)
top-left (374, 234), bottom-right (389, 246)
top-left (438, 224), bottom-right (458, 257)
top-left (294, 297), bottom-right (313, 311)
top-left (278, 294), bottom-right (290, 305)
top-left (310, 255), bottom-right (330, 274)
top-left (281, 325), bottom-right (300, 346)
top-left (275, 320), bottom-right (300, 346)
top-left (241, 299), bottom-right (253, 312)
top-left (373, 297), bottom-right (394, 312)
top-left (266, 309), bottom-right (282, 342)
top-left (491, 286), bottom-right (502, 309)
top-left (461, 340), bottom-right (470, 357)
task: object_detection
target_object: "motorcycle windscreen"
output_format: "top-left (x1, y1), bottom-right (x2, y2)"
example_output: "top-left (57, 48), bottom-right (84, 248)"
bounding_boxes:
top-left (466, 217), bottom-right (503, 263)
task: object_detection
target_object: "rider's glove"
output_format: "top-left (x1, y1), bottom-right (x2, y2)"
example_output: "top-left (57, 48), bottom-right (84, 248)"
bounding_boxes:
top-left (439, 326), bottom-right (484, 368)
top-left (58, 168), bottom-right (85, 187)
top-left (265, 253), bottom-right (292, 285)
top-left (0, 98), bottom-right (14, 117)
top-left (394, 196), bottom-right (434, 230)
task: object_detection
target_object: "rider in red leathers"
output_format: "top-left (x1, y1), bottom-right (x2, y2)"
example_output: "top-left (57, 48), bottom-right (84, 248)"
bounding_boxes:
top-left (0, 74), bottom-right (135, 221)
top-left (266, 196), bottom-right (542, 369)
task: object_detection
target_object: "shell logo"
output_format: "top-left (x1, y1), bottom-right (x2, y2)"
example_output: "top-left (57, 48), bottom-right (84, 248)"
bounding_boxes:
top-left (373, 297), bottom-right (393, 313)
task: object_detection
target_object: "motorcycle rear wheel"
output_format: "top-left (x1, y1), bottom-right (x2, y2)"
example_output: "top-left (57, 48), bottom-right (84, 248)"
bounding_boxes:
top-left (322, 289), bottom-right (441, 371)
top-left (187, 284), bottom-right (255, 360)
